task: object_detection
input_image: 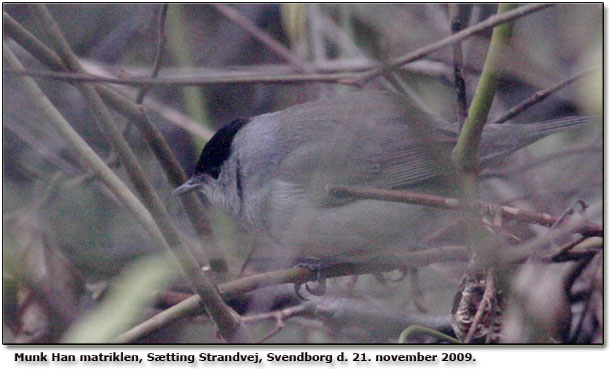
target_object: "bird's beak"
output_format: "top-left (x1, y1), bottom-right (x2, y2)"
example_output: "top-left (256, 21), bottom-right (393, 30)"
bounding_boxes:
top-left (172, 178), bottom-right (203, 196)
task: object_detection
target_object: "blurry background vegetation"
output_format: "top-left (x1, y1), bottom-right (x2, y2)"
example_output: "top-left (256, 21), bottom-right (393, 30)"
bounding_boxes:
top-left (2, 4), bottom-right (602, 343)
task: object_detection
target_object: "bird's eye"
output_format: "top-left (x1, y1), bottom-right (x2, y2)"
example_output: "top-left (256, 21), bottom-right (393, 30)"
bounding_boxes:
top-left (209, 166), bottom-right (221, 180)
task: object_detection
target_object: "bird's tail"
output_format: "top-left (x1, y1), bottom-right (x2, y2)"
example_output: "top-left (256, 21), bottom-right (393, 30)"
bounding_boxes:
top-left (479, 115), bottom-right (599, 163)
top-left (527, 115), bottom-right (598, 136)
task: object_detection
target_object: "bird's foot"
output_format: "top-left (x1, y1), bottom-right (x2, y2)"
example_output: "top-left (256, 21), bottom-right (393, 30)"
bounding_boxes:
top-left (293, 257), bottom-right (327, 299)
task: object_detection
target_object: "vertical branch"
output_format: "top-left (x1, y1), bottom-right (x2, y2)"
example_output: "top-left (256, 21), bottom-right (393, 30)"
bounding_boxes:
top-left (449, 4), bottom-right (468, 129)
top-left (165, 4), bottom-right (210, 144)
top-left (448, 5), bottom-right (518, 343)
top-left (135, 4), bottom-right (169, 104)
top-left (450, 3), bottom-right (517, 262)
top-left (308, 4), bottom-right (326, 64)
top-left (451, 3), bottom-right (517, 179)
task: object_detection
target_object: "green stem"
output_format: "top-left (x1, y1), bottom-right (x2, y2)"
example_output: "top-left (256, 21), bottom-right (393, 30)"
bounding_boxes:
top-left (452, 3), bottom-right (517, 172)
top-left (451, 3), bottom-right (517, 261)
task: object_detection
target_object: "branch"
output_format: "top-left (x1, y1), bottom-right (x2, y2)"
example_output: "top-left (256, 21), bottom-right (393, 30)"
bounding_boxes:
top-left (326, 185), bottom-right (602, 236)
top-left (3, 67), bottom-right (358, 86)
top-left (2, 11), bottom-right (65, 71)
top-left (4, 43), bottom-right (167, 278)
top-left (3, 9), bottom-right (226, 272)
top-left (356, 4), bottom-right (552, 85)
top-left (30, 4), bottom-right (248, 342)
top-left (113, 246), bottom-right (470, 343)
top-left (135, 4), bottom-right (168, 103)
top-left (115, 225), bottom-right (601, 343)
top-left (212, 4), bottom-right (315, 73)
top-left (449, 4), bottom-right (468, 128)
top-left (451, 3), bottom-right (517, 173)
top-left (463, 268), bottom-right (496, 343)
top-left (492, 68), bottom-right (595, 124)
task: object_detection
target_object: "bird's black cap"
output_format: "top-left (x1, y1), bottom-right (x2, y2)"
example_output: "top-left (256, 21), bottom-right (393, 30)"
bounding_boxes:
top-left (194, 117), bottom-right (248, 179)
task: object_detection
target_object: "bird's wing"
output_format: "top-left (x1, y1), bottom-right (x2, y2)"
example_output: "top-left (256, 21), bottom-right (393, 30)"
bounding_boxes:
top-left (271, 117), bottom-right (456, 207)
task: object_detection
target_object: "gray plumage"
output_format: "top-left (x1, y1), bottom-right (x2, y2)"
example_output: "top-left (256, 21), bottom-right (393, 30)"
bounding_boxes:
top-left (173, 90), bottom-right (595, 264)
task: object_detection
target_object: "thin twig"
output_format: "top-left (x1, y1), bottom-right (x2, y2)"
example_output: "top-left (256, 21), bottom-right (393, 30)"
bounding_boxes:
top-left (308, 4), bottom-right (326, 63)
top-left (449, 4), bottom-right (468, 128)
top-left (139, 95), bottom-right (214, 139)
top-left (463, 268), bottom-right (496, 343)
top-left (4, 67), bottom-right (358, 86)
top-left (408, 268), bottom-right (429, 313)
top-left (529, 200), bottom-right (591, 261)
top-left (493, 68), bottom-right (595, 124)
top-left (82, 57), bottom-right (463, 81)
top-left (3, 118), bottom-right (79, 176)
top-left (327, 184), bottom-right (602, 236)
top-left (547, 235), bottom-right (586, 261)
top-left (242, 304), bottom-right (312, 325)
top-left (136, 4), bottom-right (168, 103)
top-left (212, 4), bottom-right (315, 73)
top-left (356, 4), bottom-right (552, 85)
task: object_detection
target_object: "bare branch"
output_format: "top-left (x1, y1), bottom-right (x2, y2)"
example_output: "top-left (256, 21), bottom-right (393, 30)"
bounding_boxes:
top-left (212, 4), bottom-right (315, 73)
top-left (4, 67), bottom-right (358, 86)
top-left (326, 184), bottom-right (602, 236)
top-left (113, 246), bottom-right (470, 343)
top-left (356, 4), bottom-right (553, 84)
top-left (135, 4), bottom-right (169, 103)
top-left (464, 268), bottom-right (496, 343)
top-left (493, 68), bottom-right (595, 124)
top-left (449, 4), bottom-right (468, 128)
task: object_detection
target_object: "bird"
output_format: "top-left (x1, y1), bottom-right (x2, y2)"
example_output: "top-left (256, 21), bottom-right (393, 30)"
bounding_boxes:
top-left (172, 90), bottom-right (594, 269)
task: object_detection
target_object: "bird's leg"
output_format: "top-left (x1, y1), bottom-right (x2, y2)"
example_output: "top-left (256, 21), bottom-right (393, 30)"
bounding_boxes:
top-left (293, 257), bottom-right (327, 299)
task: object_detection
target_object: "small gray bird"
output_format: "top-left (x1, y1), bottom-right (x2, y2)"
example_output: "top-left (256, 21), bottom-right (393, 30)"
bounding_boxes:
top-left (173, 90), bottom-right (593, 266)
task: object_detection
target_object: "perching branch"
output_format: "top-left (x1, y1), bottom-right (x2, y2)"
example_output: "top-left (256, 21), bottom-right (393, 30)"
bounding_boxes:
top-left (326, 184), bottom-right (602, 237)
top-left (113, 246), bottom-right (470, 343)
